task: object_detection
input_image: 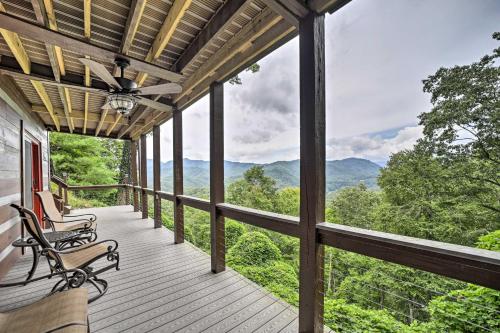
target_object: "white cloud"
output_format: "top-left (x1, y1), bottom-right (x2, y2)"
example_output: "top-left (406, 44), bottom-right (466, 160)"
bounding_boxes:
top-left (326, 126), bottom-right (423, 164)
top-left (148, 0), bottom-right (499, 164)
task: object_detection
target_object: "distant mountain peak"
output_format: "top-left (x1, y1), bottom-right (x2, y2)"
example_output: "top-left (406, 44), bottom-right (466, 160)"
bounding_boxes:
top-left (147, 157), bottom-right (380, 193)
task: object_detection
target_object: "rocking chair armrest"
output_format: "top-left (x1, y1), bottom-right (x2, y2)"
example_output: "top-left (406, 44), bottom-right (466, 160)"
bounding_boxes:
top-left (0, 268), bottom-right (88, 288)
top-left (65, 213), bottom-right (97, 221)
top-left (44, 239), bottom-right (119, 255)
top-left (48, 219), bottom-right (93, 229)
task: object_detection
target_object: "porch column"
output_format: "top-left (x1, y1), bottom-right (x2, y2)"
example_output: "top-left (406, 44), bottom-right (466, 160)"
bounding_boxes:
top-left (298, 12), bottom-right (326, 333)
top-left (153, 125), bottom-right (162, 228)
top-left (131, 140), bottom-right (139, 211)
top-left (173, 108), bottom-right (184, 243)
top-left (140, 133), bottom-right (148, 219)
top-left (209, 81), bottom-right (225, 273)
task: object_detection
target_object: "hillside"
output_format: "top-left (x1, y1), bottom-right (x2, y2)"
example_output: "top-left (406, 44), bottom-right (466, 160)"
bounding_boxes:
top-left (147, 158), bottom-right (381, 193)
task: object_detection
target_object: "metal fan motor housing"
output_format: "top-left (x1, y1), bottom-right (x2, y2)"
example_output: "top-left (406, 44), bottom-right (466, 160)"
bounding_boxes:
top-left (115, 77), bottom-right (138, 93)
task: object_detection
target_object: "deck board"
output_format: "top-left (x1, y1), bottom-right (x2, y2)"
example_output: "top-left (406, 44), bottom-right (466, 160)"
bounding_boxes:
top-left (0, 205), bottom-right (303, 332)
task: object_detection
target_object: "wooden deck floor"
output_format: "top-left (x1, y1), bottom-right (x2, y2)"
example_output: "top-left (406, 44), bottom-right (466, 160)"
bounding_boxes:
top-left (0, 205), bottom-right (307, 332)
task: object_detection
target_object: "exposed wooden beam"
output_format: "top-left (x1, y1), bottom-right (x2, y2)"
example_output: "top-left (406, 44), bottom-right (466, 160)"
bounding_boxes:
top-left (267, 0), bottom-right (300, 28)
top-left (175, 8), bottom-right (281, 103)
top-left (32, 105), bottom-right (135, 125)
top-left (31, 80), bottom-right (60, 130)
top-left (84, 0), bottom-right (91, 39)
top-left (0, 12), bottom-right (184, 82)
top-left (83, 0), bottom-right (91, 132)
top-left (298, 12), bottom-right (325, 332)
top-left (33, 0), bottom-right (74, 130)
top-left (113, 0), bottom-right (146, 76)
top-left (309, 0), bottom-right (351, 14)
top-left (94, 109), bottom-right (108, 136)
top-left (277, 0), bottom-right (308, 17)
top-left (105, 113), bottom-right (122, 136)
top-left (0, 4), bottom-right (61, 130)
top-left (57, 86), bottom-right (73, 132)
top-left (172, 0), bottom-right (249, 73)
top-left (42, 0), bottom-right (65, 76)
top-left (117, 106), bottom-right (149, 138)
top-left (0, 3), bottom-right (31, 74)
top-left (177, 19), bottom-right (296, 110)
top-left (135, 0), bottom-right (192, 86)
top-left (0, 55), bottom-right (108, 91)
top-left (0, 74), bottom-right (32, 117)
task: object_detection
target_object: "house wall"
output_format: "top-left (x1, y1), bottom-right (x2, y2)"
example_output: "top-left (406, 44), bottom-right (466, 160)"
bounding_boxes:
top-left (0, 85), bottom-right (49, 280)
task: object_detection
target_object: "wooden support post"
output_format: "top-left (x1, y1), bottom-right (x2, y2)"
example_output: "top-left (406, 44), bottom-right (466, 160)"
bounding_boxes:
top-left (209, 82), bottom-right (225, 273)
top-left (153, 125), bottom-right (161, 228)
top-left (298, 12), bottom-right (326, 333)
top-left (63, 174), bottom-right (68, 209)
top-left (173, 108), bottom-right (184, 243)
top-left (131, 140), bottom-right (139, 212)
top-left (125, 175), bottom-right (130, 205)
top-left (140, 134), bottom-right (148, 219)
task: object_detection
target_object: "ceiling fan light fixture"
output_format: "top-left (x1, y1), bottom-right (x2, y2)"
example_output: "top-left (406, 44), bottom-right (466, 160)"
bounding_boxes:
top-left (108, 93), bottom-right (136, 115)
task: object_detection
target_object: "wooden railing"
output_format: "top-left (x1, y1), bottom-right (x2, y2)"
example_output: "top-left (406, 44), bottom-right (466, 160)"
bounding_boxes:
top-left (125, 183), bottom-right (500, 291)
top-left (52, 178), bottom-right (500, 300)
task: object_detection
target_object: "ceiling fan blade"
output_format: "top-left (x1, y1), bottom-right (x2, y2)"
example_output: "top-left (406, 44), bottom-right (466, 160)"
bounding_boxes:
top-left (37, 80), bottom-right (108, 96)
top-left (135, 83), bottom-right (182, 95)
top-left (135, 97), bottom-right (172, 113)
top-left (79, 58), bottom-right (122, 90)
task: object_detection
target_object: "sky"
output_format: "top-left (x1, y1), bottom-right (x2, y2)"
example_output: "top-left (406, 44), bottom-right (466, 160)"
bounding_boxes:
top-left (148, 0), bottom-right (499, 165)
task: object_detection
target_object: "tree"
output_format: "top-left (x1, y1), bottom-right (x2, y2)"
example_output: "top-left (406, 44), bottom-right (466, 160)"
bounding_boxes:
top-left (419, 32), bottom-right (499, 214)
top-left (50, 132), bottom-right (123, 205)
top-left (227, 231), bottom-right (282, 267)
top-left (227, 166), bottom-right (278, 212)
top-left (326, 183), bottom-right (381, 229)
top-left (416, 231), bottom-right (500, 333)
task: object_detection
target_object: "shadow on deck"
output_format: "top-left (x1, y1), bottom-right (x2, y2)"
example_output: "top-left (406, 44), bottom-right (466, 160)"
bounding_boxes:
top-left (0, 206), bottom-right (304, 332)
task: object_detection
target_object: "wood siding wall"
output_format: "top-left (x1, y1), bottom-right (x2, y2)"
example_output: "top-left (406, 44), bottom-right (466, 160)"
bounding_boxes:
top-left (0, 96), bottom-right (48, 280)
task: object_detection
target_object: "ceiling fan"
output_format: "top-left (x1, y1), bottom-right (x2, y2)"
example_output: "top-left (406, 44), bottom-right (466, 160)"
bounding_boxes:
top-left (77, 57), bottom-right (182, 116)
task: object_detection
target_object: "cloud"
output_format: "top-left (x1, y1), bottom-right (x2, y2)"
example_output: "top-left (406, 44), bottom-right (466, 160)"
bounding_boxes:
top-left (148, 0), bottom-right (499, 165)
top-left (326, 126), bottom-right (423, 164)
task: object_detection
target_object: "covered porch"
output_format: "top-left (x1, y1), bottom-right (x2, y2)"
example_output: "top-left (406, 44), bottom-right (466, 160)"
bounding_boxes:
top-left (0, 205), bottom-right (315, 333)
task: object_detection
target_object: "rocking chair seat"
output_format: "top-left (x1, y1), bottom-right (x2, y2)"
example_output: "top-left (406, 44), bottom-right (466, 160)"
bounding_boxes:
top-left (59, 243), bottom-right (110, 270)
top-left (0, 288), bottom-right (88, 333)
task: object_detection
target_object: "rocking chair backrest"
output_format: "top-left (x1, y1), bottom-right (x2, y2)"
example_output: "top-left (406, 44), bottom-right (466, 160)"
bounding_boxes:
top-left (36, 191), bottom-right (63, 222)
top-left (10, 204), bottom-right (53, 250)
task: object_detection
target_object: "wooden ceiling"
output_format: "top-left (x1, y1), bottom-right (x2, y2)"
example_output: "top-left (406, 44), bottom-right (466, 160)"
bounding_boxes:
top-left (0, 0), bottom-right (348, 140)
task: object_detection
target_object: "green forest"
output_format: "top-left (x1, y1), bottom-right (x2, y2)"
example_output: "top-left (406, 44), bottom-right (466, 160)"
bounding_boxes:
top-left (50, 35), bottom-right (500, 332)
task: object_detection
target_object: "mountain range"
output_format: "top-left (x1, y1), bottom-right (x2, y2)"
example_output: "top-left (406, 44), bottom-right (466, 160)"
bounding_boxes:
top-left (147, 158), bottom-right (381, 193)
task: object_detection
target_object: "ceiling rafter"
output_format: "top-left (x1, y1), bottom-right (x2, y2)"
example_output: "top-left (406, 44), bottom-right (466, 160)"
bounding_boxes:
top-left (83, 0), bottom-right (91, 134)
top-left (135, 0), bottom-right (193, 87)
top-left (0, 1), bottom-right (60, 130)
top-left (0, 12), bottom-right (184, 82)
top-left (32, 0), bottom-right (73, 132)
top-left (95, 109), bottom-right (108, 136)
top-left (32, 105), bottom-right (135, 125)
top-left (174, 8), bottom-right (281, 103)
top-left (172, 0), bottom-right (249, 73)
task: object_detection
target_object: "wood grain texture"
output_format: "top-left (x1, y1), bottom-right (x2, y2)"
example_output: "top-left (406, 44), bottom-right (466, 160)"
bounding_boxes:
top-left (131, 140), bottom-right (140, 212)
top-left (298, 12), bottom-right (326, 333)
top-left (210, 81), bottom-right (225, 273)
top-left (0, 206), bottom-right (299, 331)
top-left (140, 134), bottom-right (148, 219)
top-left (173, 108), bottom-right (184, 243)
top-left (153, 125), bottom-right (161, 228)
